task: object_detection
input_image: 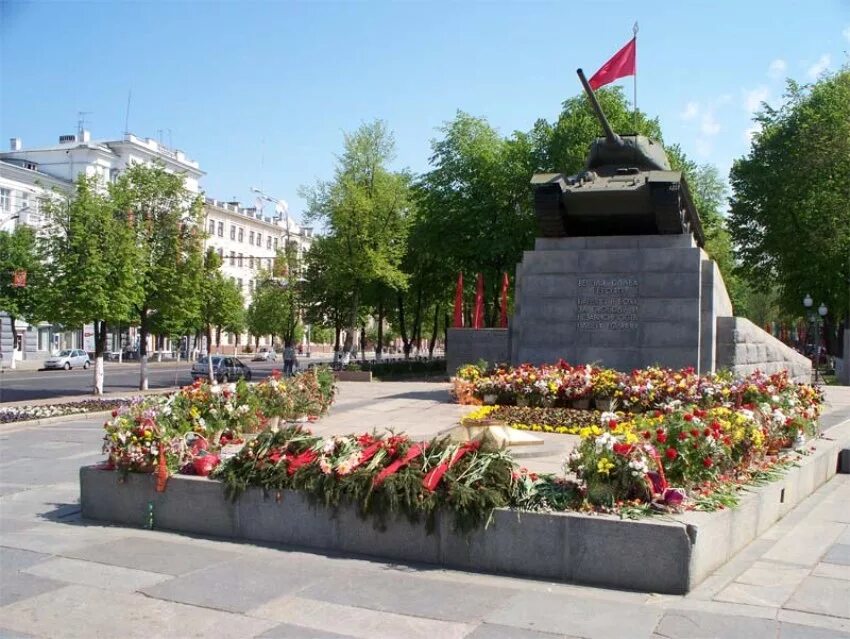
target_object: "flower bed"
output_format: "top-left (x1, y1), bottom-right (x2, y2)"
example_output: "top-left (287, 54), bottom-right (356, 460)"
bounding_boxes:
top-left (101, 368), bottom-right (336, 477)
top-left (0, 398), bottom-right (138, 424)
top-left (454, 363), bottom-right (824, 515)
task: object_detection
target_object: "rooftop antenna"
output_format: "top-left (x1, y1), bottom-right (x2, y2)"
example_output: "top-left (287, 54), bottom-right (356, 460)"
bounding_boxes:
top-left (124, 90), bottom-right (132, 135)
top-left (77, 111), bottom-right (92, 137)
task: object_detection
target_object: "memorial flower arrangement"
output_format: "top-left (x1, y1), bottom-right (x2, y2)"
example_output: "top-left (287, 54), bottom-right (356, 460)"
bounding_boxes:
top-left (101, 369), bottom-right (336, 476)
top-left (0, 398), bottom-right (139, 424)
top-left (212, 425), bottom-right (517, 532)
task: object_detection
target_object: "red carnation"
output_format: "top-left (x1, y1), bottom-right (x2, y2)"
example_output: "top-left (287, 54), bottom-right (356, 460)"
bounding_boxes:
top-left (642, 430), bottom-right (652, 440)
top-left (703, 428), bottom-right (711, 437)
top-left (613, 442), bottom-right (633, 456)
top-left (678, 432), bottom-right (688, 441)
top-left (665, 447), bottom-right (678, 460)
top-left (690, 429), bottom-right (700, 438)
top-left (684, 414), bottom-right (694, 422)
top-left (656, 433), bottom-right (668, 443)
top-left (703, 457), bottom-right (714, 468)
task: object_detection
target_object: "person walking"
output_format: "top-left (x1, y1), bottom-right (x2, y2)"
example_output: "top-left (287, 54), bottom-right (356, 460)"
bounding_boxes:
top-left (283, 343), bottom-right (296, 376)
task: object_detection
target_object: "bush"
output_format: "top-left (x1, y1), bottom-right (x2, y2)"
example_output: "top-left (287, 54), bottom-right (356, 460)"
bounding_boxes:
top-left (359, 358), bottom-right (446, 379)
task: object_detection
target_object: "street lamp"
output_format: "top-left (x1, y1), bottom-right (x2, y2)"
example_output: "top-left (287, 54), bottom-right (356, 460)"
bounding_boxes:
top-left (803, 293), bottom-right (828, 383)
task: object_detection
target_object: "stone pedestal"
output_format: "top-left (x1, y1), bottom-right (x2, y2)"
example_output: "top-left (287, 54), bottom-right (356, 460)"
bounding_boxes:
top-left (510, 235), bottom-right (732, 373)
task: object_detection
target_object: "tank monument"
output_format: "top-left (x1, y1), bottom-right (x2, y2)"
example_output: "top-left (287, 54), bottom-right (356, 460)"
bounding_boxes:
top-left (448, 70), bottom-right (811, 382)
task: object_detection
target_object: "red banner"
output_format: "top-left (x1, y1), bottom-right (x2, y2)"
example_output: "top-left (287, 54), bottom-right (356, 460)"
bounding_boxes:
top-left (12, 269), bottom-right (26, 288)
top-left (499, 272), bottom-right (509, 328)
top-left (373, 444), bottom-right (425, 487)
top-left (473, 273), bottom-right (484, 329)
top-left (422, 441), bottom-right (480, 492)
top-left (589, 37), bottom-right (636, 90)
top-left (453, 273), bottom-right (464, 328)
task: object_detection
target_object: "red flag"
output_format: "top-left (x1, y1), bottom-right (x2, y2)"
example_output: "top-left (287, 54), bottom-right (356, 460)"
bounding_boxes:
top-left (499, 272), bottom-right (509, 328)
top-left (589, 37), bottom-right (636, 90)
top-left (473, 273), bottom-right (484, 329)
top-left (11, 269), bottom-right (27, 288)
top-left (453, 273), bottom-right (464, 328)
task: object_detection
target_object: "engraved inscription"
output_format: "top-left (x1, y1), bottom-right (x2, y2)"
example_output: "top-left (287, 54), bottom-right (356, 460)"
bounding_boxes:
top-left (577, 278), bottom-right (639, 330)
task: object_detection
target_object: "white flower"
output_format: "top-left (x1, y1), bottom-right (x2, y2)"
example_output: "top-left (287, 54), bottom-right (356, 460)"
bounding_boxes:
top-left (772, 409), bottom-right (786, 425)
top-left (594, 432), bottom-right (615, 451)
top-left (209, 385), bottom-right (222, 395)
top-left (322, 439), bottom-right (335, 454)
top-left (599, 411), bottom-right (618, 426)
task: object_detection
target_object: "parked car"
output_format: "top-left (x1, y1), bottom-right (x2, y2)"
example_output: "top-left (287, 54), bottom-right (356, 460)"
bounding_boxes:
top-left (191, 356), bottom-right (252, 383)
top-left (252, 347), bottom-right (278, 362)
top-left (44, 349), bottom-right (91, 370)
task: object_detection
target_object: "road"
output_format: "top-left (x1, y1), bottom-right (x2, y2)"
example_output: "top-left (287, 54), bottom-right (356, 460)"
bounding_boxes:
top-left (0, 356), bottom-right (334, 404)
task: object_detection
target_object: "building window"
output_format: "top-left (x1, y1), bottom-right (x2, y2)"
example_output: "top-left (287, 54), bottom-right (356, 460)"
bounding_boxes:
top-left (237, 278), bottom-right (243, 290)
top-left (38, 327), bottom-right (51, 351)
top-left (274, 238), bottom-right (279, 250)
top-left (217, 247), bottom-right (223, 258)
top-left (249, 231), bottom-right (255, 244)
top-left (230, 225), bottom-right (236, 240)
top-left (208, 219), bottom-right (215, 234)
top-left (230, 251), bottom-right (236, 266)
top-left (238, 228), bottom-right (244, 243)
top-left (249, 256), bottom-right (254, 269)
top-left (238, 253), bottom-right (243, 267)
top-left (217, 222), bottom-right (224, 237)
top-left (248, 279), bottom-right (253, 292)
top-left (0, 188), bottom-right (10, 212)
top-left (257, 233), bottom-right (262, 246)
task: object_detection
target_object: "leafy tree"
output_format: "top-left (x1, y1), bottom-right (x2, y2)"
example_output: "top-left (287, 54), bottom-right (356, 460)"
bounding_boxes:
top-left (729, 68), bottom-right (850, 352)
top-left (300, 235), bottom-right (353, 350)
top-left (301, 120), bottom-right (412, 360)
top-left (247, 245), bottom-right (303, 348)
top-left (195, 248), bottom-right (244, 378)
top-left (41, 176), bottom-right (140, 393)
top-left (0, 225), bottom-right (46, 369)
top-left (111, 163), bottom-right (205, 389)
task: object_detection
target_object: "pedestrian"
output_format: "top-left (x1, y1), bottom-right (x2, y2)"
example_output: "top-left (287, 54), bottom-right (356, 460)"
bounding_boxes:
top-left (283, 343), bottom-right (296, 376)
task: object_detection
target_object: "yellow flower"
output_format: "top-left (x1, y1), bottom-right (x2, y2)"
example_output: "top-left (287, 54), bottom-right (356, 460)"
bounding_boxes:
top-left (597, 458), bottom-right (615, 476)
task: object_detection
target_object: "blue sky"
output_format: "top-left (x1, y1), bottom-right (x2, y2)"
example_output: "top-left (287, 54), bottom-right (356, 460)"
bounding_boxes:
top-left (2, 1), bottom-right (848, 223)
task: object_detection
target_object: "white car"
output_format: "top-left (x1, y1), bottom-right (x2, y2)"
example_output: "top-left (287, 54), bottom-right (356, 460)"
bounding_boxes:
top-left (252, 348), bottom-right (278, 362)
top-left (44, 349), bottom-right (91, 370)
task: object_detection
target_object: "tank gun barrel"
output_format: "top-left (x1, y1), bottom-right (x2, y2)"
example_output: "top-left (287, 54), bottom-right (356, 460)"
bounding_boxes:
top-left (577, 68), bottom-right (624, 148)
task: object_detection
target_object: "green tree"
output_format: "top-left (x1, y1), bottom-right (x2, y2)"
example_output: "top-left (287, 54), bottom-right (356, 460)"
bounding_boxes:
top-left (728, 68), bottom-right (850, 352)
top-left (111, 163), bottom-right (205, 389)
top-left (301, 235), bottom-right (354, 352)
top-left (0, 225), bottom-right (45, 369)
top-left (41, 176), bottom-right (140, 393)
top-left (247, 245), bottom-right (303, 348)
top-left (301, 120), bottom-right (412, 360)
top-left (196, 248), bottom-right (244, 379)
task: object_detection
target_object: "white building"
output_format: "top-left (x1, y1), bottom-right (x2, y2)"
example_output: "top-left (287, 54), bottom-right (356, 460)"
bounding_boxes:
top-left (0, 158), bottom-right (75, 366)
top-left (203, 197), bottom-right (313, 352)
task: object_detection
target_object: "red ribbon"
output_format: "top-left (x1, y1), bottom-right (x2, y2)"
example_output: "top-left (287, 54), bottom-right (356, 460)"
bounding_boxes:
top-left (348, 442), bottom-right (382, 473)
top-left (286, 450), bottom-right (317, 476)
top-left (373, 444), bottom-right (425, 487)
top-left (422, 442), bottom-right (479, 492)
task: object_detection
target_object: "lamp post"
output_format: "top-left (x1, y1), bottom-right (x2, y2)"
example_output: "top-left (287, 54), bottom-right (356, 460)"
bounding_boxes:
top-left (803, 294), bottom-right (828, 383)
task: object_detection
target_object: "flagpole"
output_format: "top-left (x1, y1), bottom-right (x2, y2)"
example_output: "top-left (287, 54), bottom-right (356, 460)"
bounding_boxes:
top-left (633, 21), bottom-right (639, 131)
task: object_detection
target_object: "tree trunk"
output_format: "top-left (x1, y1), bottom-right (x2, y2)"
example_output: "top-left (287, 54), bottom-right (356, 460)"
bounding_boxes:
top-left (8, 314), bottom-right (17, 369)
top-left (206, 323), bottom-right (214, 382)
top-left (428, 303), bottom-right (440, 358)
top-left (334, 322), bottom-right (341, 352)
top-left (398, 292), bottom-right (411, 358)
top-left (376, 296), bottom-right (384, 359)
top-left (93, 319), bottom-right (106, 395)
top-left (139, 310), bottom-right (149, 391)
top-left (215, 326), bottom-right (221, 349)
top-left (360, 325), bottom-right (366, 360)
top-left (412, 287), bottom-right (423, 355)
top-left (341, 289), bottom-right (360, 363)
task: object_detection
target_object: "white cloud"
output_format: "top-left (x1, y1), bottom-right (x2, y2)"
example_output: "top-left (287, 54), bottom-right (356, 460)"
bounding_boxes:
top-left (694, 138), bottom-right (713, 157)
top-left (701, 111), bottom-right (721, 137)
top-left (807, 54), bottom-right (831, 79)
top-left (681, 101), bottom-right (699, 121)
top-left (767, 59), bottom-right (786, 79)
top-left (743, 86), bottom-right (769, 114)
top-left (843, 25), bottom-right (850, 43)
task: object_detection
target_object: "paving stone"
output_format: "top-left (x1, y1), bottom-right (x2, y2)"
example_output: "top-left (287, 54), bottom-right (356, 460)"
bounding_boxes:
top-left (465, 622), bottom-right (572, 639)
top-left (0, 523), bottom-right (127, 554)
top-left (654, 610), bottom-right (779, 638)
top-left (0, 571), bottom-right (66, 607)
top-left (785, 576), bottom-right (850, 619)
top-left (299, 569), bottom-right (512, 623)
top-left (0, 517), bottom-right (39, 534)
top-left (778, 621), bottom-right (850, 638)
top-left (250, 595), bottom-right (473, 639)
top-left (24, 556), bottom-right (172, 592)
top-left (734, 561), bottom-right (811, 587)
top-left (63, 536), bottom-right (239, 575)
top-left (823, 543), bottom-right (850, 566)
top-left (778, 610), bottom-right (850, 635)
top-left (0, 628), bottom-right (39, 639)
top-left (762, 521), bottom-right (846, 566)
top-left (484, 590), bottom-right (661, 639)
top-left (141, 555), bottom-right (332, 613)
top-left (0, 584), bottom-right (276, 639)
top-left (0, 547), bottom-right (51, 573)
top-left (812, 562), bottom-right (850, 581)
top-left (714, 581), bottom-right (798, 608)
top-left (256, 623), bottom-right (355, 639)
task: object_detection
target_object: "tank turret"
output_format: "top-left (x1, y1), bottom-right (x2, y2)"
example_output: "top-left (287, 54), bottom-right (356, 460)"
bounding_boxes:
top-left (531, 69), bottom-right (704, 246)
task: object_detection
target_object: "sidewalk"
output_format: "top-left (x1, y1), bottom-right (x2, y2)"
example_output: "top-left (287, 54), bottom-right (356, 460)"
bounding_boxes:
top-left (1, 383), bottom-right (848, 638)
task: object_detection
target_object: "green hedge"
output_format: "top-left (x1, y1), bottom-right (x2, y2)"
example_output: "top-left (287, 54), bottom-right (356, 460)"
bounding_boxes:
top-left (359, 358), bottom-right (447, 378)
